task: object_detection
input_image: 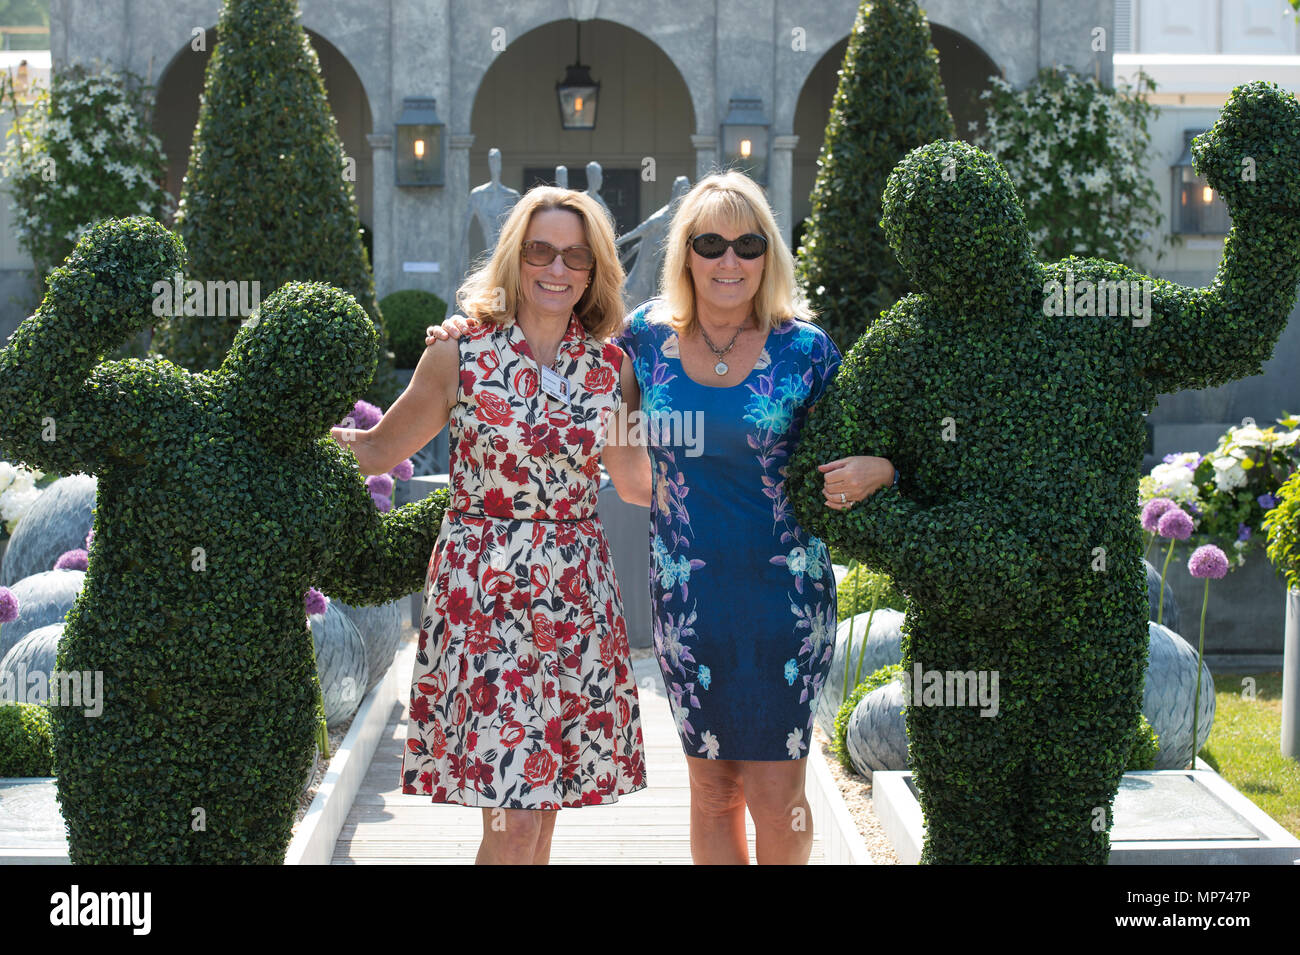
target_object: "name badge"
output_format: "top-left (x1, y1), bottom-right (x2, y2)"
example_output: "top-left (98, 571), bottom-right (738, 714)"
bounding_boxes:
top-left (540, 365), bottom-right (570, 405)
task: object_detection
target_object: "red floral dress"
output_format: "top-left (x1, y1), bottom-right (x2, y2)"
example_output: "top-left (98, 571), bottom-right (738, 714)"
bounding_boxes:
top-left (401, 312), bottom-right (647, 809)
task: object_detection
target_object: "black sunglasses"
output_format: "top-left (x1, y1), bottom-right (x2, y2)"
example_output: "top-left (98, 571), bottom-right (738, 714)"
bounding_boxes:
top-left (690, 233), bottom-right (768, 260)
top-left (521, 239), bottom-right (595, 270)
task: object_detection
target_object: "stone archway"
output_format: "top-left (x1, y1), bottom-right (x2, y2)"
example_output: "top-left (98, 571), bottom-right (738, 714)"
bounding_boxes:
top-left (466, 17), bottom-right (696, 250)
top-left (152, 27), bottom-right (374, 258)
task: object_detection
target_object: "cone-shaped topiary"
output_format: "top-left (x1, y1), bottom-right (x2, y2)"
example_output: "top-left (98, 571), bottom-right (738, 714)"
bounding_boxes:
top-left (787, 81), bottom-right (1300, 864)
top-left (0, 216), bottom-right (448, 863)
top-left (158, 0), bottom-right (400, 408)
top-left (795, 0), bottom-right (954, 353)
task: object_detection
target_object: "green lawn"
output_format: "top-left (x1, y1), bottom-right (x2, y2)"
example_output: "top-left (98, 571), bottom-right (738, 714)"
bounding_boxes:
top-left (1198, 672), bottom-right (1300, 839)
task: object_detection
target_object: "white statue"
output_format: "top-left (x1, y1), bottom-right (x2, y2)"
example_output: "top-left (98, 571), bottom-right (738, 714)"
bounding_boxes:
top-left (555, 164), bottom-right (568, 189)
top-left (460, 147), bottom-right (520, 278)
top-left (617, 175), bottom-right (691, 307)
top-left (585, 160), bottom-right (613, 220)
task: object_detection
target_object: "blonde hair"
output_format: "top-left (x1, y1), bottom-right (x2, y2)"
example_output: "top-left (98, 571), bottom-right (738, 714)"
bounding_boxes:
top-left (456, 186), bottom-right (625, 340)
top-left (653, 170), bottom-right (813, 334)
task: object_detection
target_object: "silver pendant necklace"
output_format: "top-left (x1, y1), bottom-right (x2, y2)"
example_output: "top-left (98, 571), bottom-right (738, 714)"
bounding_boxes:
top-left (698, 316), bottom-right (749, 375)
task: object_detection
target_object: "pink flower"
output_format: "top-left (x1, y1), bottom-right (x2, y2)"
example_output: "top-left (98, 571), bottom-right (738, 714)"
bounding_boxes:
top-left (1188, 545), bottom-right (1228, 579)
top-left (1141, 498), bottom-right (1177, 533)
top-left (1156, 507), bottom-right (1194, 541)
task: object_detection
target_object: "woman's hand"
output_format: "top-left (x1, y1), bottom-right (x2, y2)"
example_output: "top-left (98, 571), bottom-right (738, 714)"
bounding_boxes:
top-left (426, 313), bottom-right (478, 345)
top-left (818, 455), bottom-right (894, 510)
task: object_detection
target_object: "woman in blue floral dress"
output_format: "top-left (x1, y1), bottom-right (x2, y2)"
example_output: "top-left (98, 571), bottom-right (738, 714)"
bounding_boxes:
top-left (612, 172), bottom-right (896, 864)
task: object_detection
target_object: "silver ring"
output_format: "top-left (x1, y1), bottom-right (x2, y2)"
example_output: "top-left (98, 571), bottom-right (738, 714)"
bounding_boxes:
top-left (839, 493), bottom-right (846, 504)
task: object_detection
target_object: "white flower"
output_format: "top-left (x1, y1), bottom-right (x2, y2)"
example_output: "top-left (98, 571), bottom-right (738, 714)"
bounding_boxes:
top-left (1230, 426), bottom-right (1268, 448)
top-left (1150, 462), bottom-right (1195, 496)
top-left (1211, 458), bottom-right (1248, 492)
top-left (0, 461), bottom-right (15, 494)
top-left (786, 728), bottom-right (806, 759)
top-left (786, 546), bottom-right (807, 575)
top-left (0, 485), bottom-right (41, 525)
top-left (698, 730), bottom-right (719, 759)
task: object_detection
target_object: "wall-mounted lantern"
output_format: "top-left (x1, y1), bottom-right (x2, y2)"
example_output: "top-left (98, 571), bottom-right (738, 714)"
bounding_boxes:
top-left (721, 97), bottom-right (770, 185)
top-left (395, 97), bottom-right (446, 187)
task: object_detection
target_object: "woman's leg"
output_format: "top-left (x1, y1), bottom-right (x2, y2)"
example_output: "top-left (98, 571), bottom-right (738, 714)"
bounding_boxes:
top-left (531, 811), bottom-right (558, 865)
top-left (476, 808), bottom-right (554, 865)
top-left (739, 759), bottom-right (813, 865)
top-left (685, 755), bottom-right (749, 864)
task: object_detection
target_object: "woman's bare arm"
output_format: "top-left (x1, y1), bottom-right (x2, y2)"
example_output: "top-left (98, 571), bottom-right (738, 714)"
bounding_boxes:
top-left (600, 352), bottom-right (651, 508)
top-left (331, 336), bottom-right (458, 475)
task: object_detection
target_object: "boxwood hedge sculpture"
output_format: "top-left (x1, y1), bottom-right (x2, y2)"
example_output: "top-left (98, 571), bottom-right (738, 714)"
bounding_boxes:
top-left (788, 81), bottom-right (1300, 864)
top-left (0, 217), bottom-right (447, 863)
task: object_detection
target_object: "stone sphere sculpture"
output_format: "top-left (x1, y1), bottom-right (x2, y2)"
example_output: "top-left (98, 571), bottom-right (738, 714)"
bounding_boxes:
top-left (308, 602), bottom-right (370, 729)
top-left (0, 570), bottom-right (84, 662)
top-left (332, 596), bottom-right (405, 695)
top-left (816, 608), bottom-right (905, 737)
top-left (0, 474), bottom-right (96, 587)
top-left (1142, 622), bottom-right (1216, 769)
top-left (844, 678), bottom-right (909, 782)
top-left (0, 217), bottom-right (448, 863)
top-left (788, 82), bottom-right (1300, 864)
top-left (0, 622), bottom-right (64, 703)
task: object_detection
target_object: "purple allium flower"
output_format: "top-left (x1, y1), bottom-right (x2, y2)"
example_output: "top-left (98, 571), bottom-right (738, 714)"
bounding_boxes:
top-left (1258, 492), bottom-right (1278, 510)
top-left (389, 459), bottom-right (414, 481)
top-left (366, 473), bottom-right (394, 497)
top-left (1188, 544), bottom-right (1229, 580)
top-left (54, 549), bottom-right (88, 571)
top-left (85, 527), bottom-right (94, 549)
top-left (305, 587), bottom-right (328, 616)
top-left (1238, 523), bottom-right (1252, 542)
top-left (349, 399), bottom-right (383, 431)
top-left (1156, 507), bottom-right (1194, 541)
top-left (369, 489), bottom-right (392, 512)
top-left (1141, 498), bottom-right (1177, 533)
top-left (0, 587), bottom-right (17, 623)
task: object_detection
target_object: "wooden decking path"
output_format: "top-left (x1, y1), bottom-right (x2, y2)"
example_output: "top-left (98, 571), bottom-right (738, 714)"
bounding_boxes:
top-left (332, 648), bottom-right (828, 864)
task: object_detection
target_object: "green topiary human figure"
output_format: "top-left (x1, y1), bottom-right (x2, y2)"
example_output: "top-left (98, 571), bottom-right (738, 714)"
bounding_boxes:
top-left (788, 81), bottom-right (1300, 864)
top-left (796, 0), bottom-right (954, 353)
top-left (160, 0), bottom-right (401, 408)
top-left (0, 216), bottom-right (447, 863)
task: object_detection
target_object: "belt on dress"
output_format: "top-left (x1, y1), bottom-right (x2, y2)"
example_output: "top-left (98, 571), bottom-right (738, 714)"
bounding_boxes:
top-left (448, 508), bottom-right (596, 524)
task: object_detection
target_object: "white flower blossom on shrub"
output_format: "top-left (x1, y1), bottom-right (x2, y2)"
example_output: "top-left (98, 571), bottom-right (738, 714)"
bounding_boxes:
top-left (974, 67), bottom-right (1168, 263)
top-left (1, 61), bottom-right (173, 290)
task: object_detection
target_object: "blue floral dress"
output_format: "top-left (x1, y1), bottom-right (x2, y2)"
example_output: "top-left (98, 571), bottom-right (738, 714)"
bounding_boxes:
top-left (614, 301), bottom-right (841, 761)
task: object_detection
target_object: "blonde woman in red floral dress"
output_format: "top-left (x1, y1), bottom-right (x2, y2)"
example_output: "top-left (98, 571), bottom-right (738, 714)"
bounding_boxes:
top-left (331, 187), bottom-right (650, 864)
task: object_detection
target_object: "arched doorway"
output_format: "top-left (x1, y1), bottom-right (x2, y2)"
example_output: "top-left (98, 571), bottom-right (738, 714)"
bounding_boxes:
top-left (790, 23), bottom-right (1001, 249)
top-left (152, 28), bottom-right (374, 261)
top-left (467, 18), bottom-right (695, 258)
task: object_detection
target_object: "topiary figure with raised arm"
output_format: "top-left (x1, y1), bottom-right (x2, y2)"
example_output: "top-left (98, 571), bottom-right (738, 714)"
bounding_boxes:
top-left (0, 217), bottom-right (448, 863)
top-left (788, 81), bottom-right (1300, 864)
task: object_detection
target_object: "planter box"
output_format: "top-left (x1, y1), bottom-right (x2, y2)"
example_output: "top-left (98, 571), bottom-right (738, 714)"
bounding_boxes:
top-left (286, 639), bottom-right (415, 865)
top-left (874, 766), bottom-right (1300, 865)
top-left (1285, 588), bottom-right (1299, 758)
top-left (0, 777), bottom-right (67, 864)
top-left (805, 740), bottom-right (874, 864)
top-left (1152, 551), bottom-right (1287, 665)
top-left (0, 644), bottom-right (415, 866)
